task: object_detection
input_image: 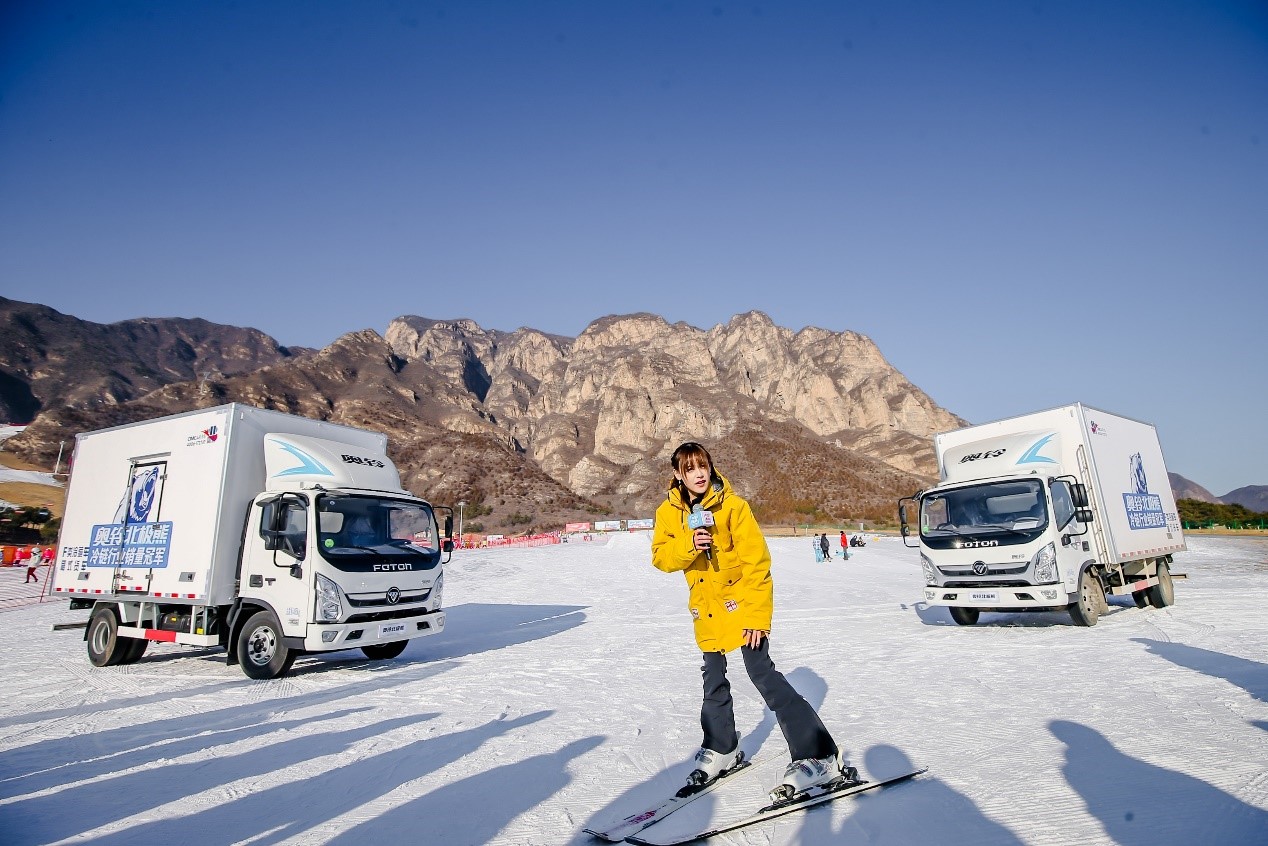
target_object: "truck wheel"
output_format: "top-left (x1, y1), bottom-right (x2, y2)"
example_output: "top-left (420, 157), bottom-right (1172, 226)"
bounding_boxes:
top-left (238, 611), bottom-right (296, 680)
top-left (949, 607), bottom-right (979, 626)
top-left (1132, 583), bottom-right (1149, 608)
top-left (87, 606), bottom-right (127, 667)
top-left (362, 641), bottom-right (409, 660)
top-left (1069, 569), bottom-right (1104, 626)
top-left (1147, 561), bottom-right (1175, 608)
top-left (120, 637), bottom-right (149, 664)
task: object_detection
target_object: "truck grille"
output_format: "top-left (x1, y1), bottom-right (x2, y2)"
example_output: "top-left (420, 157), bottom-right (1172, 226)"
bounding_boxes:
top-left (345, 606), bottom-right (431, 624)
top-left (346, 588), bottom-right (431, 608)
top-left (937, 563), bottom-right (1028, 576)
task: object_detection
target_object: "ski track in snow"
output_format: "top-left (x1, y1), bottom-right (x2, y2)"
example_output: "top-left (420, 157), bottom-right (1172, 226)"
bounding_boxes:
top-left (0, 534), bottom-right (1266, 845)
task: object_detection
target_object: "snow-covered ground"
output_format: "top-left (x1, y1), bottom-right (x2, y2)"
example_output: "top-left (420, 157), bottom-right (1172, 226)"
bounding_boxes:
top-left (1, 534), bottom-right (1266, 845)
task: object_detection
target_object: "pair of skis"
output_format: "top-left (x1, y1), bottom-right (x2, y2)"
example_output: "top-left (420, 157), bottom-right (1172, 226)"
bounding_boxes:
top-left (585, 757), bottom-right (925, 844)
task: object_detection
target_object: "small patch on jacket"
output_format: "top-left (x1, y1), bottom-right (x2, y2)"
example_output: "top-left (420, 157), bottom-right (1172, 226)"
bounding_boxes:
top-left (725, 599), bottom-right (738, 613)
top-left (691, 607), bottom-right (700, 619)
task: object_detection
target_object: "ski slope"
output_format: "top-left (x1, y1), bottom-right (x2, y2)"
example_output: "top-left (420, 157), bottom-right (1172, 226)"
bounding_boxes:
top-left (1, 534), bottom-right (1265, 845)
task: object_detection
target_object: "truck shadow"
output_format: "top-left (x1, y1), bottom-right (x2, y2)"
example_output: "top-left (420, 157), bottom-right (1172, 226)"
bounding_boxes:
top-left (1050, 719), bottom-right (1268, 844)
top-left (910, 600), bottom-right (1136, 628)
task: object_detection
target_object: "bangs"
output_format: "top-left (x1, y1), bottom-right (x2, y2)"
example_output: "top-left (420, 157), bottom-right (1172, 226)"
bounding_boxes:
top-left (672, 442), bottom-right (712, 472)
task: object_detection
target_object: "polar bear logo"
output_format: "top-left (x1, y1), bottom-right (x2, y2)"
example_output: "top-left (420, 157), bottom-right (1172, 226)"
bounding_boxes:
top-left (1128, 453), bottom-right (1148, 495)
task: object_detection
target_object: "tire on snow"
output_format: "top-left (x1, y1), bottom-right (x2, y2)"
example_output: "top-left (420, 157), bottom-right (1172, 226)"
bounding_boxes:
top-left (237, 610), bottom-right (297, 680)
top-left (1147, 560), bottom-right (1176, 608)
top-left (87, 605), bottom-right (129, 667)
top-left (949, 606), bottom-right (980, 626)
top-left (362, 640), bottom-right (409, 660)
top-left (1069, 568), bottom-right (1105, 627)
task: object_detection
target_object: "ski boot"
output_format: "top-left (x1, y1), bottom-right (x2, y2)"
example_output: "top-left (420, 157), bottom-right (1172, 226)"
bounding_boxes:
top-left (768, 751), bottom-right (855, 804)
top-left (681, 736), bottom-right (744, 794)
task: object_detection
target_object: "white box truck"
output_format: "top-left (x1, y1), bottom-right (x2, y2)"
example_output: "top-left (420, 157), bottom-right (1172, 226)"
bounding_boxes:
top-left (899, 403), bottom-right (1185, 626)
top-left (52, 403), bottom-right (452, 678)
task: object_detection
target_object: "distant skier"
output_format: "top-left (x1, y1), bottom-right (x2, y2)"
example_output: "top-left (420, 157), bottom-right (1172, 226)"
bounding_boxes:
top-left (652, 441), bottom-right (846, 802)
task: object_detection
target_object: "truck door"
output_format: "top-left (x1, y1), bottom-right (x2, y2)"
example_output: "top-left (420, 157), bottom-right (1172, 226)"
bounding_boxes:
top-left (241, 495), bottom-right (311, 637)
top-left (103, 460), bottom-right (170, 596)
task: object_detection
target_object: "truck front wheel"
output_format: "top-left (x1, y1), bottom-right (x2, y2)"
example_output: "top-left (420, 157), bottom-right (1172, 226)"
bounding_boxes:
top-left (1147, 560), bottom-right (1175, 608)
top-left (238, 610), bottom-right (296, 679)
top-left (949, 607), bottom-right (979, 626)
top-left (1069, 569), bottom-right (1104, 626)
top-left (87, 606), bottom-right (127, 667)
top-left (362, 641), bottom-right (409, 660)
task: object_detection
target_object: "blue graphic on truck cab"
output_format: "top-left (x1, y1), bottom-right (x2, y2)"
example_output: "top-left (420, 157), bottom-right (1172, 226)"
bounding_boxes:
top-left (271, 440), bottom-right (334, 477)
top-left (1122, 452), bottom-right (1165, 530)
top-left (1016, 434), bottom-right (1057, 465)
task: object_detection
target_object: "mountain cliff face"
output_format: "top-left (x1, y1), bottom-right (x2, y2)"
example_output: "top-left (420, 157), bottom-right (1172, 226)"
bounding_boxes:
top-left (4, 302), bottom-right (964, 530)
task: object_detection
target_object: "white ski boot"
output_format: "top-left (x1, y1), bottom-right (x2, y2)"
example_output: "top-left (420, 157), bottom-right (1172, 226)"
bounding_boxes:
top-left (768, 751), bottom-right (847, 803)
top-left (686, 740), bottom-right (743, 787)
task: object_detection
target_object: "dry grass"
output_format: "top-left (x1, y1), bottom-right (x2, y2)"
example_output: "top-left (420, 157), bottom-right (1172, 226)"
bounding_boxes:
top-left (0, 482), bottom-right (66, 516)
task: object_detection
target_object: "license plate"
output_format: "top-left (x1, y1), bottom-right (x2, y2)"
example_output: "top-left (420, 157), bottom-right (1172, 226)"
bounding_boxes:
top-left (968, 591), bottom-right (1000, 604)
top-left (379, 622), bottom-right (407, 637)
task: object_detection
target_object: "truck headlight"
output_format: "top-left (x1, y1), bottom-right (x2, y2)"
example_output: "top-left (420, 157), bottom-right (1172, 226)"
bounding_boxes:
top-left (315, 573), bottom-right (343, 622)
top-left (1031, 543), bottom-right (1058, 584)
top-left (430, 574), bottom-right (443, 611)
top-left (920, 554), bottom-right (937, 586)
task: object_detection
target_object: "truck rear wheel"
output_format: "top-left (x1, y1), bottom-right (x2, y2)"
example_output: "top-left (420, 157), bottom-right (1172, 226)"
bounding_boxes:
top-left (362, 641), bottom-right (409, 660)
top-left (87, 606), bottom-right (128, 667)
top-left (949, 607), bottom-right (980, 626)
top-left (1069, 569), bottom-right (1104, 626)
top-left (120, 637), bottom-right (149, 664)
top-left (1147, 560), bottom-right (1175, 608)
top-left (238, 610), bottom-right (296, 679)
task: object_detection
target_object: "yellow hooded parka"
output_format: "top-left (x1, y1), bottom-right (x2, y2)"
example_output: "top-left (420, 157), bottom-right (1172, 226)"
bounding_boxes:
top-left (652, 474), bottom-right (773, 653)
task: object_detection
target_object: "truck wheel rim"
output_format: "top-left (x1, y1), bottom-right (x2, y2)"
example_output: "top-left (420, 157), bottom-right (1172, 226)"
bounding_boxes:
top-left (246, 626), bottom-right (277, 664)
top-left (90, 621), bottom-right (110, 653)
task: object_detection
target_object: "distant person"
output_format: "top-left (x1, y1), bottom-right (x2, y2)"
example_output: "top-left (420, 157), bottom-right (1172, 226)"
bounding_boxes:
top-left (839, 530), bottom-right (850, 560)
top-left (652, 442), bottom-right (846, 802)
top-left (811, 534), bottom-right (822, 562)
top-left (41, 546), bottom-right (55, 565)
top-left (24, 546), bottom-right (39, 583)
top-left (819, 533), bottom-right (831, 562)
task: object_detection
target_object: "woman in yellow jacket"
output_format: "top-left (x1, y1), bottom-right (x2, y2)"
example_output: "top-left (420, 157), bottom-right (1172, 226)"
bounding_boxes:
top-left (652, 441), bottom-right (845, 801)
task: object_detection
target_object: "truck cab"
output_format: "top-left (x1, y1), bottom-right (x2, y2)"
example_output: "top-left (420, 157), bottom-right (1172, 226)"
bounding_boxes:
top-left (235, 486), bottom-right (447, 677)
top-left (904, 472), bottom-right (1095, 625)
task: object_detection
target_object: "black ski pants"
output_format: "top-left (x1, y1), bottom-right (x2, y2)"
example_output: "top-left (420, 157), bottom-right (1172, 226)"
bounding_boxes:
top-left (700, 638), bottom-right (837, 762)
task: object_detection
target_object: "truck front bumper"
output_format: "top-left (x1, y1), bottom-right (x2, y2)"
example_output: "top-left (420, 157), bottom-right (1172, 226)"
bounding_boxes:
top-left (304, 609), bottom-right (446, 652)
top-left (923, 586), bottom-right (1068, 609)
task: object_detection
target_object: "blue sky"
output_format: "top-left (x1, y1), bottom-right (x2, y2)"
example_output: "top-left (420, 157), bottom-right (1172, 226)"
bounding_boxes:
top-left (2, 1), bottom-right (1265, 495)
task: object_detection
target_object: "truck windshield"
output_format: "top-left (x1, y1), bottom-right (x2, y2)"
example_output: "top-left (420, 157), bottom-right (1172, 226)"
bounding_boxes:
top-left (316, 495), bottom-right (440, 564)
top-left (920, 479), bottom-right (1048, 538)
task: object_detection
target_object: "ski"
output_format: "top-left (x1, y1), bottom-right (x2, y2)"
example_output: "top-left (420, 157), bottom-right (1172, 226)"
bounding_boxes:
top-left (584, 754), bottom-right (759, 842)
top-left (626, 767), bottom-right (926, 845)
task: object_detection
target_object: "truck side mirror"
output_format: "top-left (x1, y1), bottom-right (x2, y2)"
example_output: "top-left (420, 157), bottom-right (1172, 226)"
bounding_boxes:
top-left (1071, 483), bottom-right (1089, 509)
top-left (444, 515), bottom-right (454, 539)
top-left (442, 539), bottom-right (454, 553)
top-left (897, 496), bottom-right (920, 548)
top-left (1076, 508), bottom-right (1094, 523)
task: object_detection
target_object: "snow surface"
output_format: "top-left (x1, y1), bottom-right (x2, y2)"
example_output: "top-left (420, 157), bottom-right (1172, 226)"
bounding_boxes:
top-left (1, 534), bottom-right (1266, 845)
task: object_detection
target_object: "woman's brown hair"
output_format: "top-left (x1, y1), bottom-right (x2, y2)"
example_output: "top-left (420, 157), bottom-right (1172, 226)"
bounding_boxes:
top-left (670, 441), bottom-right (722, 504)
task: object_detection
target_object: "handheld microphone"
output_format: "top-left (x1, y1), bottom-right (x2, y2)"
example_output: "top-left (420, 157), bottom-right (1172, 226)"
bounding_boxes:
top-left (688, 503), bottom-right (715, 560)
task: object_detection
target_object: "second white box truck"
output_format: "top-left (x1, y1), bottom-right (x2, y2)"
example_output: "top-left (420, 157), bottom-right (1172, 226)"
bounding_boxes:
top-left (52, 403), bottom-right (452, 678)
top-left (899, 403), bottom-right (1185, 626)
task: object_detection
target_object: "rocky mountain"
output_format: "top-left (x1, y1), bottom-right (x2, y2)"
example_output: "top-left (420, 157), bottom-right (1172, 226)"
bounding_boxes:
top-left (3, 304), bottom-right (965, 531)
top-left (0, 296), bottom-right (308, 422)
top-left (1169, 473), bottom-right (1222, 504)
top-left (1221, 485), bottom-right (1268, 513)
